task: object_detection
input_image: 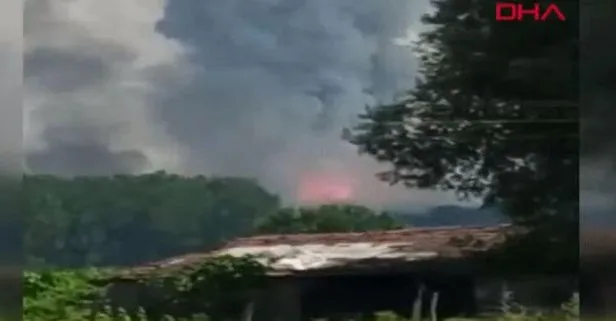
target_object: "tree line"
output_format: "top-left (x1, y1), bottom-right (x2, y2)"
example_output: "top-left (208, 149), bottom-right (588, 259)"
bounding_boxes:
top-left (24, 172), bottom-right (417, 268)
top-left (24, 172), bottom-right (510, 268)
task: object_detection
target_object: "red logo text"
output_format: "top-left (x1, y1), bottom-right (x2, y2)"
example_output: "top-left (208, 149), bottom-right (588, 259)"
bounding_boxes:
top-left (496, 3), bottom-right (566, 21)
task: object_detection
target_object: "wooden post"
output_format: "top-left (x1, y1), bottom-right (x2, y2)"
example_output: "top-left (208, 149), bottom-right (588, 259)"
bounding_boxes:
top-left (241, 299), bottom-right (255, 321)
top-left (412, 283), bottom-right (425, 321)
top-left (430, 292), bottom-right (439, 321)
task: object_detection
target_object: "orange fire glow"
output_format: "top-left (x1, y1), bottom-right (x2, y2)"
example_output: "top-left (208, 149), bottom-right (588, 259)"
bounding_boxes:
top-left (297, 172), bottom-right (354, 203)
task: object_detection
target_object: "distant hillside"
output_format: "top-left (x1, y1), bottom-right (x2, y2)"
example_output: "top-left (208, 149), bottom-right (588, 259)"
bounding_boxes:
top-left (390, 205), bottom-right (508, 227)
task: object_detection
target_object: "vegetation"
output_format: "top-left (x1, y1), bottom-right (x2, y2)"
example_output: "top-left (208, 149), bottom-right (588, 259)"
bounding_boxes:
top-left (390, 205), bottom-right (506, 227)
top-left (23, 265), bottom-right (581, 321)
top-left (345, 0), bottom-right (578, 271)
top-left (254, 204), bottom-right (403, 234)
top-left (26, 172), bottom-right (504, 269)
top-left (24, 173), bottom-right (280, 267)
top-left (23, 257), bottom-right (265, 321)
top-left (25, 173), bottom-right (409, 268)
top-left (24, 269), bottom-right (106, 321)
top-left (23, 0), bottom-right (584, 319)
top-left (22, 174), bottom-right (556, 320)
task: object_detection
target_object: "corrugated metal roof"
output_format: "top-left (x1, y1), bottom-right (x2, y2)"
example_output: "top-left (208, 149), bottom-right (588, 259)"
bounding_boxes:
top-left (214, 242), bottom-right (441, 272)
top-left (221, 225), bottom-right (508, 248)
top-left (211, 225), bottom-right (509, 273)
top-left (113, 225), bottom-right (510, 280)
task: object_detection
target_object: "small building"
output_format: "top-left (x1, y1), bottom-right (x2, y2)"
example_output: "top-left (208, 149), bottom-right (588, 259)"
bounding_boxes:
top-left (102, 225), bottom-right (577, 321)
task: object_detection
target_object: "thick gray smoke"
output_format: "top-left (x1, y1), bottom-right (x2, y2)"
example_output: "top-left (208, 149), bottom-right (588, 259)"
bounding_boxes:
top-left (25, 0), bottom-right (611, 212)
top-left (152, 0), bottom-right (432, 203)
top-left (24, 0), bottom-right (189, 176)
top-left (0, 0), bottom-right (21, 175)
top-left (25, 0), bottom-right (462, 207)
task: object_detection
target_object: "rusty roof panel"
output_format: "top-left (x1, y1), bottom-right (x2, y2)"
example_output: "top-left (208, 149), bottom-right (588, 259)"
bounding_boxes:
top-left (112, 225), bottom-right (511, 280)
top-left (221, 225), bottom-right (509, 249)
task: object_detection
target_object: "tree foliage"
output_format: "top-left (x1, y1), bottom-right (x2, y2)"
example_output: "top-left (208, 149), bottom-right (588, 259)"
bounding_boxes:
top-left (346, 0), bottom-right (578, 269)
top-left (25, 173), bottom-right (410, 268)
top-left (22, 257), bottom-right (266, 321)
top-left (24, 172), bottom-right (280, 267)
top-left (254, 204), bottom-right (403, 234)
top-left (22, 265), bottom-right (581, 321)
top-left (23, 269), bottom-right (106, 321)
top-left (141, 256), bottom-right (266, 320)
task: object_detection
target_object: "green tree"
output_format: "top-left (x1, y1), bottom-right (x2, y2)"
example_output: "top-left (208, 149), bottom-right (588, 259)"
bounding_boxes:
top-left (255, 204), bottom-right (403, 234)
top-left (24, 172), bottom-right (280, 267)
top-left (346, 0), bottom-right (578, 271)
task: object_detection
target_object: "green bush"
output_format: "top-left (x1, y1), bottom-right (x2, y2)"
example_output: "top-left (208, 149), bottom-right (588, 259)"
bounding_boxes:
top-left (23, 268), bottom-right (107, 321)
top-left (22, 262), bottom-right (586, 321)
top-left (22, 256), bottom-right (265, 321)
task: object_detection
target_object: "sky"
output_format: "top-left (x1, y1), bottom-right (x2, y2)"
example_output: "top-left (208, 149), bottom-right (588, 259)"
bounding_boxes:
top-left (18, 0), bottom-right (614, 218)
